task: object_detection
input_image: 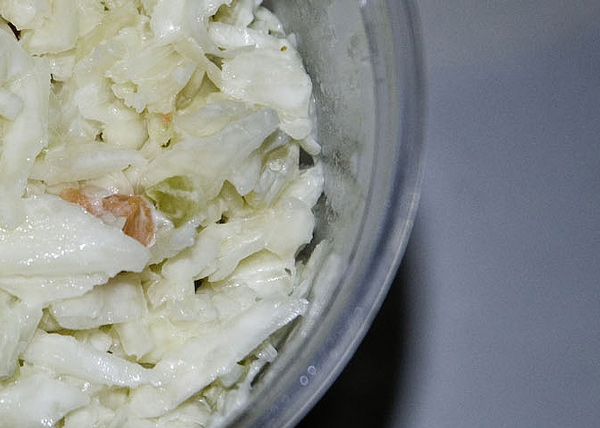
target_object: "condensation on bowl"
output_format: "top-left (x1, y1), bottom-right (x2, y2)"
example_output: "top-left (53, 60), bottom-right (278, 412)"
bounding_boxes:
top-left (223, 1), bottom-right (425, 426)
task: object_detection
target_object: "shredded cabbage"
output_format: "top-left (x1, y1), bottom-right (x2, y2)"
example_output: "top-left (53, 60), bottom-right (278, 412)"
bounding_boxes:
top-left (0, 370), bottom-right (90, 427)
top-left (0, 1), bottom-right (323, 426)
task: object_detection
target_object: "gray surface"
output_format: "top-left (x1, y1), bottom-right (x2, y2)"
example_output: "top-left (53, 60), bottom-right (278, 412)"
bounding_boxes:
top-left (397, 0), bottom-right (600, 427)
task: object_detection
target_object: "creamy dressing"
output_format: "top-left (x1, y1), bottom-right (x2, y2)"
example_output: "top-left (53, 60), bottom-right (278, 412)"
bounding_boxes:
top-left (0, 1), bottom-right (323, 426)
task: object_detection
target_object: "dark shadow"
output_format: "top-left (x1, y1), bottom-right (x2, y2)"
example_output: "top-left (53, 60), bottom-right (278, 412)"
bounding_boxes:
top-left (297, 246), bottom-right (415, 427)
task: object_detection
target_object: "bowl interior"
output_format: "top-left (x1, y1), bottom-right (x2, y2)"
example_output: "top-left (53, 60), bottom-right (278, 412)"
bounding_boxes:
top-left (224, 1), bottom-right (424, 426)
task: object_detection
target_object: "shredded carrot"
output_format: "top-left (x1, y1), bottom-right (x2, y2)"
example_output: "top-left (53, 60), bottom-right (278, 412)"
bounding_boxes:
top-left (161, 113), bottom-right (172, 126)
top-left (59, 188), bottom-right (100, 215)
top-left (60, 189), bottom-right (155, 246)
top-left (102, 195), bottom-right (155, 246)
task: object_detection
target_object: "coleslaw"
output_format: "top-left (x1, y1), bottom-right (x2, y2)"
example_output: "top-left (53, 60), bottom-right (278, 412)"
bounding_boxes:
top-left (0, 1), bottom-right (323, 426)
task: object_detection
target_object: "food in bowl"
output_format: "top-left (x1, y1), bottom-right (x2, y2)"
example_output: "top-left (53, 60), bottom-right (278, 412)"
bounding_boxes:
top-left (0, 1), bottom-right (323, 426)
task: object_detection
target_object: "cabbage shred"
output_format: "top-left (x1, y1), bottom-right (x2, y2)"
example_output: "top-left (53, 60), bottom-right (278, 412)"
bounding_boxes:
top-left (0, 1), bottom-right (323, 426)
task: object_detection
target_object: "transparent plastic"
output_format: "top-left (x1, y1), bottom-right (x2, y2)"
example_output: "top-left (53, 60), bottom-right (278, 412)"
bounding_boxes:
top-left (224, 0), bottom-right (425, 426)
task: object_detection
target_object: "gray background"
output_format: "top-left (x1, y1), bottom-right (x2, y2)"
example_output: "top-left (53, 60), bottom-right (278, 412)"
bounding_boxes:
top-left (300, 0), bottom-right (600, 427)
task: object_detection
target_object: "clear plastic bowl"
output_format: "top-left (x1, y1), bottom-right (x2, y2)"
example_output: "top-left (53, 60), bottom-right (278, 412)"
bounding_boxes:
top-left (225, 0), bottom-right (424, 426)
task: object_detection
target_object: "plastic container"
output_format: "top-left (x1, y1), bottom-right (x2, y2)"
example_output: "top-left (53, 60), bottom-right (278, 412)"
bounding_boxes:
top-left (225, 0), bottom-right (425, 426)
